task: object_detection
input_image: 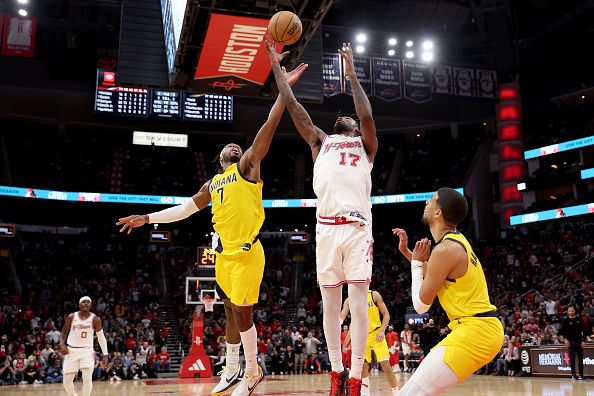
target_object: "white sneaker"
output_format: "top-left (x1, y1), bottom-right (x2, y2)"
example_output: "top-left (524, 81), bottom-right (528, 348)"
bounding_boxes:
top-left (231, 366), bottom-right (264, 396)
top-left (212, 366), bottom-right (243, 395)
top-left (109, 377), bottom-right (115, 382)
top-left (133, 374), bottom-right (139, 381)
top-left (34, 380), bottom-right (43, 384)
top-left (114, 375), bottom-right (122, 381)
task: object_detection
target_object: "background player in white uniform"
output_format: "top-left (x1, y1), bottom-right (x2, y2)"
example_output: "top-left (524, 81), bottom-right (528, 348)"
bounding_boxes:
top-left (60, 296), bottom-right (108, 396)
top-left (268, 39), bottom-right (378, 396)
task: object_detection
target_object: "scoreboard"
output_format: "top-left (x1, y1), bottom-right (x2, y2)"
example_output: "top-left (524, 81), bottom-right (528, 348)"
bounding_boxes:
top-left (94, 70), bottom-right (233, 123)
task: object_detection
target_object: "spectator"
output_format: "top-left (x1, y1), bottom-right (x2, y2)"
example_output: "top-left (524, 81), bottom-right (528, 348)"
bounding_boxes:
top-left (108, 353), bottom-right (124, 382)
top-left (154, 346), bottom-right (171, 373)
top-left (24, 358), bottom-right (42, 384)
top-left (285, 346), bottom-right (295, 375)
top-left (0, 357), bottom-right (17, 385)
top-left (304, 354), bottom-right (321, 374)
top-left (560, 306), bottom-right (587, 380)
top-left (46, 357), bottom-right (63, 384)
top-left (294, 335), bottom-right (305, 374)
top-left (304, 332), bottom-right (321, 355)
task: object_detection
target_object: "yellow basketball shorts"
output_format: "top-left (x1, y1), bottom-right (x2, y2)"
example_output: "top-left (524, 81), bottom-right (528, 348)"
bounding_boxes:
top-left (215, 240), bottom-right (265, 306)
top-left (366, 329), bottom-right (390, 363)
top-left (435, 316), bottom-right (504, 382)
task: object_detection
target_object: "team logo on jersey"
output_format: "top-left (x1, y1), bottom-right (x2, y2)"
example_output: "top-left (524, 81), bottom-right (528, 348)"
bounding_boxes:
top-left (209, 173), bottom-right (238, 192)
top-left (323, 140), bottom-right (363, 154)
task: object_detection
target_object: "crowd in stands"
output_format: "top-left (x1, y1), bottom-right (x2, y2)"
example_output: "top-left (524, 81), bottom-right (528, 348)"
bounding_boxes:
top-left (0, 228), bottom-right (172, 385)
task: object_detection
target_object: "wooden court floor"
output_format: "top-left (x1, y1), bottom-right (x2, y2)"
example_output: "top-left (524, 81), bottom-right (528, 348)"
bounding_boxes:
top-left (1, 372), bottom-right (593, 395)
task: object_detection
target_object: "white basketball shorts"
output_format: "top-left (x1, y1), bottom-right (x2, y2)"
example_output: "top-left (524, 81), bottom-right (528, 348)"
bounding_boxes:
top-left (63, 346), bottom-right (94, 374)
top-left (316, 220), bottom-right (373, 287)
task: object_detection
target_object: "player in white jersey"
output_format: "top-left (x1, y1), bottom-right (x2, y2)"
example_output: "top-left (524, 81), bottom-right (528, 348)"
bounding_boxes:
top-left (268, 40), bottom-right (377, 396)
top-left (60, 296), bottom-right (108, 396)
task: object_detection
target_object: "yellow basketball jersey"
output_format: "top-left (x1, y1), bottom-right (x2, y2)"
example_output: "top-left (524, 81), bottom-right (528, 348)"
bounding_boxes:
top-left (436, 231), bottom-right (496, 321)
top-left (367, 291), bottom-right (382, 333)
top-left (209, 163), bottom-right (265, 255)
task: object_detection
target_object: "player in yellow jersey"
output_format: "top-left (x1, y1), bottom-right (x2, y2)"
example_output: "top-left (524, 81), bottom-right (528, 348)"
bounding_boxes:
top-left (115, 61), bottom-right (307, 396)
top-left (340, 290), bottom-right (400, 395)
top-left (393, 187), bottom-right (504, 395)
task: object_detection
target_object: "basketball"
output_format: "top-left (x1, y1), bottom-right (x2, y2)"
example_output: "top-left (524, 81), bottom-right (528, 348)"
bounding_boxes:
top-left (268, 11), bottom-right (302, 45)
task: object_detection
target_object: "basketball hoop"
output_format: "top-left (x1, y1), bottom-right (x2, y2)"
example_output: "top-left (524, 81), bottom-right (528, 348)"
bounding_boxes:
top-left (201, 296), bottom-right (215, 312)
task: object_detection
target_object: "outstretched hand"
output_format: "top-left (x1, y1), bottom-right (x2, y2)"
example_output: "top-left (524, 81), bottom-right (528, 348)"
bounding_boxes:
top-left (392, 228), bottom-right (413, 260)
top-left (283, 63), bottom-right (309, 86)
top-left (116, 215), bottom-right (149, 234)
top-left (412, 238), bottom-right (432, 262)
top-left (265, 36), bottom-right (290, 65)
top-left (338, 42), bottom-right (355, 75)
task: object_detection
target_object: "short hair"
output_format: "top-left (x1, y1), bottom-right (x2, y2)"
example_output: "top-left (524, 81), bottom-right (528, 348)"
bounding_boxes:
top-left (436, 187), bottom-right (468, 226)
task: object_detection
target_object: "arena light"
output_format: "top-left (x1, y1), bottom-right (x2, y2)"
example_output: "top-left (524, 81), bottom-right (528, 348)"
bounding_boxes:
top-left (388, 38), bottom-right (397, 46)
top-left (421, 52), bottom-right (433, 62)
top-left (17, 0), bottom-right (28, 3)
top-left (422, 40), bottom-right (433, 50)
top-left (405, 50), bottom-right (414, 59)
top-left (405, 40), bottom-right (413, 47)
top-left (387, 49), bottom-right (395, 56)
top-left (18, 8), bottom-right (27, 16)
top-left (517, 182), bottom-right (526, 191)
top-left (356, 33), bottom-right (367, 43)
top-left (355, 45), bottom-right (365, 53)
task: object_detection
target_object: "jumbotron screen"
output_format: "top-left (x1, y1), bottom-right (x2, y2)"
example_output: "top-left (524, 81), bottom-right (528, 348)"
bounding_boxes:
top-left (94, 70), bottom-right (233, 123)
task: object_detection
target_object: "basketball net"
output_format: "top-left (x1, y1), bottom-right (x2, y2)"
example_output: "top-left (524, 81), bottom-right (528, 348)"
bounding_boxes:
top-left (201, 296), bottom-right (215, 312)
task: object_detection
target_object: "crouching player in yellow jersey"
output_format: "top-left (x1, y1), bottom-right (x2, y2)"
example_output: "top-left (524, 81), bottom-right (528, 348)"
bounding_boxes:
top-left (116, 62), bottom-right (307, 396)
top-left (393, 188), bottom-right (504, 395)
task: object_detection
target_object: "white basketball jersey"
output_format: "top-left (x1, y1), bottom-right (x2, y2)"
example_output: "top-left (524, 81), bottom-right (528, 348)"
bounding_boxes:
top-left (313, 135), bottom-right (372, 218)
top-left (67, 312), bottom-right (95, 348)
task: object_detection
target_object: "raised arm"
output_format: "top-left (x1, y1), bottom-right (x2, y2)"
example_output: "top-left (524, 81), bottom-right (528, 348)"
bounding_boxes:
top-left (339, 43), bottom-right (378, 160)
top-left (116, 180), bottom-right (212, 234)
top-left (266, 38), bottom-right (326, 160)
top-left (240, 62), bottom-right (309, 179)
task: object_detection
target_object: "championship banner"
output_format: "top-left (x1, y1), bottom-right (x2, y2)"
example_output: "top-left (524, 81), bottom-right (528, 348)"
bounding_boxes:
top-left (372, 58), bottom-right (401, 101)
top-left (453, 67), bottom-right (475, 97)
top-left (193, 13), bottom-right (284, 96)
top-left (344, 56), bottom-right (372, 96)
top-left (475, 69), bottom-right (497, 98)
top-left (431, 65), bottom-right (453, 94)
top-left (322, 53), bottom-right (342, 97)
top-left (402, 60), bottom-right (432, 103)
top-left (1, 14), bottom-right (37, 58)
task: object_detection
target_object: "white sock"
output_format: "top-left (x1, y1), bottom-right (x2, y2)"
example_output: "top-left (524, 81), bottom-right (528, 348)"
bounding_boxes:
top-left (226, 342), bottom-right (241, 370)
top-left (347, 283), bottom-right (369, 379)
top-left (362, 377), bottom-right (370, 388)
top-left (240, 325), bottom-right (258, 377)
top-left (320, 285), bottom-right (344, 373)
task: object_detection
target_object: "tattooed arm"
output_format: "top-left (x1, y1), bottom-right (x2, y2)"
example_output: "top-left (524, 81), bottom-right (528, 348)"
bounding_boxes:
top-left (266, 38), bottom-right (326, 161)
top-left (339, 43), bottom-right (378, 161)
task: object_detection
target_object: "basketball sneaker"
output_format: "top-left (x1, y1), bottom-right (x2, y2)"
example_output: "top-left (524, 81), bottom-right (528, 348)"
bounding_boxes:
top-left (329, 369), bottom-right (349, 396)
top-left (231, 366), bottom-right (264, 396)
top-left (348, 377), bottom-right (362, 396)
top-left (360, 380), bottom-right (370, 396)
top-left (211, 365), bottom-right (243, 395)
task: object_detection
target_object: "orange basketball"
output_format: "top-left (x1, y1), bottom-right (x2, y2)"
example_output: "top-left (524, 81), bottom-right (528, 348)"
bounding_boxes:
top-left (268, 11), bottom-right (302, 45)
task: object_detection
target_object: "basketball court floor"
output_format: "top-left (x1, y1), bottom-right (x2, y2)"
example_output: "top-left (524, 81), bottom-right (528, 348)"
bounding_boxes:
top-left (2, 373), bottom-right (593, 395)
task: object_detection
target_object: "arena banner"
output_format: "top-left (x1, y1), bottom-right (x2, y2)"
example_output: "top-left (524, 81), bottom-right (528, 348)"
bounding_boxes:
top-left (322, 53), bottom-right (342, 96)
top-left (344, 56), bottom-right (372, 96)
top-left (1, 14), bottom-right (37, 58)
top-left (520, 345), bottom-right (594, 376)
top-left (0, 185), bottom-right (463, 208)
top-left (453, 67), bottom-right (475, 97)
top-left (372, 58), bottom-right (401, 101)
top-left (476, 69), bottom-right (497, 98)
top-left (402, 60), bottom-right (432, 103)
top-left (193, 13), bottom-right (284, 96)
top-left (431, 65), bottom-right (453, 94)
